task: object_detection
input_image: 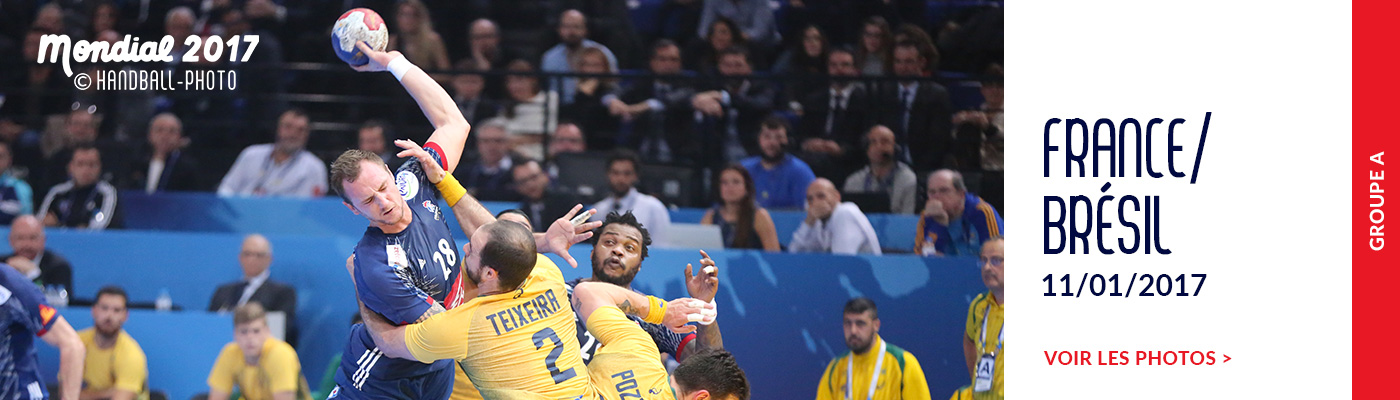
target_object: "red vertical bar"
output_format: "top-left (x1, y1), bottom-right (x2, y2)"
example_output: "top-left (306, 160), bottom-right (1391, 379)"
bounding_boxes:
top-left (1355, 0), bottom-right (1397, 397)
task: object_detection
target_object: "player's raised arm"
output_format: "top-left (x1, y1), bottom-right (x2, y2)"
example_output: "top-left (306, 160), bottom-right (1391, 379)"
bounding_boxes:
top-left (40, 315), bottom-right (85, 400)
top-left (571, 282), bottom-right (713, 334)
top-left (354, 42), bottom-right (469, 173)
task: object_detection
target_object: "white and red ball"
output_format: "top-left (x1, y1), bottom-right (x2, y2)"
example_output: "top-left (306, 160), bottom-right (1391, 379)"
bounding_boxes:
top-left (331, 8), bottom-right (388, 66)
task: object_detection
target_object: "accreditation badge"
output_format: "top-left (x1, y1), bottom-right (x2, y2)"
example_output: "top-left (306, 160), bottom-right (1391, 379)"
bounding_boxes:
top-left (974, 353), bottom-right (996, 392)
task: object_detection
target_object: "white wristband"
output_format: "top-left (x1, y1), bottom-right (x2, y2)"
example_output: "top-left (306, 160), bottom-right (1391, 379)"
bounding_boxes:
top-left (387, 56), bottom-right (416, 81)
top-left (700, 299), bottom-right (718, 325)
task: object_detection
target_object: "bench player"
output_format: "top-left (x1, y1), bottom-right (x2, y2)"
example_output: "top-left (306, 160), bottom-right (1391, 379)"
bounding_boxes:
top-left (571, 281), bottom-right (749, 400)
top-left (328, 42), bottom-right (594, 399)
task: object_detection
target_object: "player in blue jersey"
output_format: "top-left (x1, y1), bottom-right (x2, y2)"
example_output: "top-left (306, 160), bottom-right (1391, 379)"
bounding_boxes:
top-left (0, 263), bottom-right (84, 400)
top-left (327, 42), bottom-right (596, 400)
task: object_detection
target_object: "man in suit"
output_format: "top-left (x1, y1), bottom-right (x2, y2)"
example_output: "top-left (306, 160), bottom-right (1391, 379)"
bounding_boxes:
top-left (607, 39), bottom-right (697, 165)
top-left (122, 113), bottom-right (203, 193)
top-left (691, 46), bottom-right (777, 166)
top-left (208, 233), bottom-right (298, 346)
top-left (798, 46), bottom-right (875, 182)
top-left (884, 42), bottom-right (953, 172)
top-left (2, 215), bottom-right (73, 294)
top-left (511, 160), bottom-right (580, 233)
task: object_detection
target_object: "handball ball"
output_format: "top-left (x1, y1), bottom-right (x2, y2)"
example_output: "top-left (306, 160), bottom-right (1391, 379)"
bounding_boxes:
top-left (332, 8), bottom-right (388, 66)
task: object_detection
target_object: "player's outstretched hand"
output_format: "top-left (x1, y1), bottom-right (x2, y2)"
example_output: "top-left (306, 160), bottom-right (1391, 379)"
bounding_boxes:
top-left (684, 250), bottom-right (719, 302)
top-left (662, 298), bottom-right (716, 334)
top-left (352, 41), bottom-right (403, 72)
top-left (543, 204), bottom-right (602, 268)
top-left (395, 139), bottom-right (444, 183)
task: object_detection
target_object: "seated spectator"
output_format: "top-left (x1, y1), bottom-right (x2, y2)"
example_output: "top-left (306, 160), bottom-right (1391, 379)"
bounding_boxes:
top-left (387, 0), bottom-right (450, 80)
top-left (856, 17), bottom-right (894, 76)
top-left (915, 169), bottom-right (1003, 257)
top-left (208, 234), bottom-right (299, 346)
top-left (893, 23), bottom-right (939, 71)
top-left (501, 59), bottom-right (559, 161)
top-left (590, 150), bottom-right (671, 247)
top-left (607, 39), bottom-right (697, 164)
top-left (357, 119), bottom-right (404, 171)
top-left (217, 109), bottom-right (328, 198)
top-left (798, 46), bottom-right (874, 182)
top-left (698, 0), bottom-right (779, 49)
top-left (791, 178), bottom-right (881, 255)
top-left (687, 17), bottom-right (747, 74)
top-left (541, 9), bottom-right (619, 103)
top-left (512, 160), bottom-right (579, 233)
top-left (951, 237), bottom-right (1005, 399)
top-left (692, 47), bottom-right (776, 164)
top-left (79, 285), bottom-right (149, 400)
top-left (883, 41), bottom-right (953, 171)
top-left (205, 303), bottom-right (311, 400)
top-left (450, 60), bottom-right (501, 127)
top-left (773, 25), bottom-right (829, 103)
top-left (41, 107), bottom-right (123, 197)
top-left (464, 18), bottom-right (516, 71)
top-left (3, 215), bottom-right (73, 293)
top-left (454, 119), bottom-right (522, 202)
top-left (701, 165), bottom-right (780, 250)
top-left (39, 144), bottom-right (119, 229)
top-left (561, 47), bottom-right (621, 151)
top-left (122, 113), bottom-right (203, 193)
top-left (0, 142), bottom-right (34, 224)
top-left (544, 122), bottom-right (587, 179)
top-left (741, 116), bottom-right (816, 210)
top-left (844, 126), bottom-right (917, 214)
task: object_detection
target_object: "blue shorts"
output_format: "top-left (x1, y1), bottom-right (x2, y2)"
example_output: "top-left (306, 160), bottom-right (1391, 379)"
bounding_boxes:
top-left (330, 324), bottom-right (455, 400)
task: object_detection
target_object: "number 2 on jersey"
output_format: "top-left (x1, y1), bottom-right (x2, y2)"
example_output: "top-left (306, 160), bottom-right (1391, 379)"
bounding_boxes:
top-left (532, 327), bottom-right (577, 384)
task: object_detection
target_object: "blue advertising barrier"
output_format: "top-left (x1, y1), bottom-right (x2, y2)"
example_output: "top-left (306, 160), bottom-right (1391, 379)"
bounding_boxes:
top-left (35, 309), bottom-right (231, 400)
top-left (7, 228), bottom-right (982, 399)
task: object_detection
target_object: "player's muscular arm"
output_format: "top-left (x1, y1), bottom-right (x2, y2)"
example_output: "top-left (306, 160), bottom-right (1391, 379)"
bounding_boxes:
top-left (357, 300), bottom-right (420, 361)
top-left (41, 316), bottom-right (84, 400)
top-left (355, 42), bottom-right (469, 172)
top-left (396, 139), bottom-right (494, 235)
top-left (573, 282), bottom-right (711, 334)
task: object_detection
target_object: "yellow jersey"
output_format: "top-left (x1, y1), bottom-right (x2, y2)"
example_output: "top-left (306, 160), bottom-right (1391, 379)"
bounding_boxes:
top-left (405, 254), bottom-right (593, 399)
top-left (961, 292), bottom-right (1003, 400)
top-left (206, 339), bottom-right (311, 400)
top-left (815, 336), bottom-right (931, 400)
top-left (585, 306), bottom-right (675, 400)
top-left (77, 328), bottom-right (149, 400)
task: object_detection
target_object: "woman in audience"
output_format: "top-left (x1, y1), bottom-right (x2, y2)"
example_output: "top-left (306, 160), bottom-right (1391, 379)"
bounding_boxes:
top-left (501, 59), bottom-right (559, 160)
top-left (562, 47), bottom-right (621, 152)
top-left (702, 165), bottom-right (781, 251)
top-left (773, 25), bottom-right (829, 107)
top-left (689, 17), bottom-right (748, 75)
top-left (857, 16), bottom-right (894, 75)
top-left (388, 0), bottom-right (450, 81)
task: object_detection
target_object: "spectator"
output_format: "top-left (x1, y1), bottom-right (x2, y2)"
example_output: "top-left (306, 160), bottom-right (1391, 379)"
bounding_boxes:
top-left (884, 41), bottom-right (953, 171)
top-left (894, 23), bottom-right (939, 71)
top-left (0, 118), bottom-right (45, 186)
top-left (450, 60), bottom-right (501, 127)
top-left (698, 0), bottom-right (779, 48)
top-left (205, 303), bottom-right (310, 400)
top-left (464, 18), bottom-right (515, 71)
top-left (541, 10), bottom-right (620, 103)
top-left (741, 116), bottom-right (815, 210)
top-left (164, 7), bottom-right (196, 69)
top-left (815, 298), bottom-right (930, 400)
top-left (692, 47), bottom-right (776, 164)
top-left (3, 215), bottom-right (73, 294)
top-left (208, 234), bottom-right (299, 347)
top-left (87, 2), bottom-right (119, 41)
top-left (844, 126), bottom-right (917, 214)
top-left (561, 47), bottom-right (622, 151)
top-left (544, 122), bottom-right (587, 179)
top-left (512, 160), bottom-right (579, 233)
top-left (0, 142), bottom-right (34, 224)
top-left (773, 25), bottom-right (829, 102)
top-left (6, 30), bottom-right (75, 131)
top-left (356, 119), bottom-right (404, 171)
top-left (915, 169), bottom-right (1003, 257)
top-left (798, 46), bottom-right (874, 182)
top-left (791, 178), bottom-right (880, 255)
top-left (39, 144), bottom-right (119, 230)
top-left (387, 0), bottom-right (450, 78)
top-left (591, 150), bottom-right (671, 247)
top-left (217, 109), bottom-right (328, 198)
top-left (41, 107), bottom-right (122, 197)
top-left (856, 17), bottom-right (894, 75)
top-left (121, 113), bottom-right (203, 193)
top-left (453, 119), bottom-right (522, 202)
top-left (501, 59), bottom-right (559, 161)
top-left (78, 285), bottom-right (149, 400)
top-left (688, 17), bottom-right (747, 74)
top-left (952, 237), bottom-right (1004, 399)
top-left (950, 65), bottom-right (1005, 211)
top-left (701, 165), bottom-right (780, 250)
top-left (607, 39), bottom-right (697, 164)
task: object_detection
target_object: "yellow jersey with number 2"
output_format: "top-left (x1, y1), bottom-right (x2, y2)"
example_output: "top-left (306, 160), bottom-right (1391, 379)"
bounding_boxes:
top-left (585, 306), bottom-right (675, 400)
